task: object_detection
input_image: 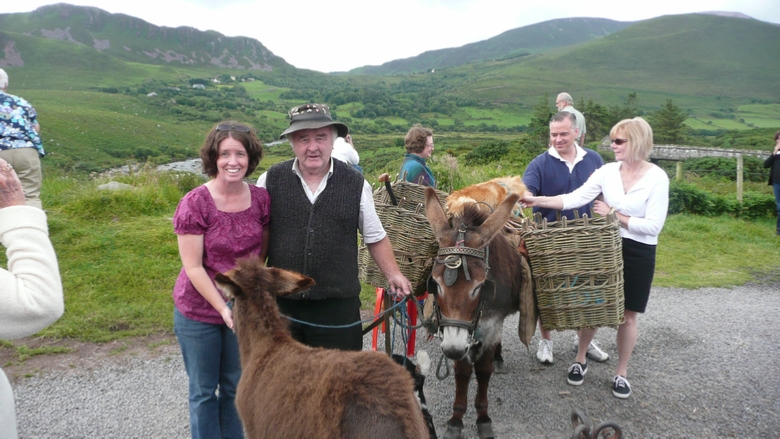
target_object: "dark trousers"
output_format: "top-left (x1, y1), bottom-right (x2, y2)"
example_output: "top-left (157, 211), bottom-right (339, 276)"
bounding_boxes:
top-left (774, 183), bottom-right (780, 233)
top-left (276, 296), bottom-right (363, 351)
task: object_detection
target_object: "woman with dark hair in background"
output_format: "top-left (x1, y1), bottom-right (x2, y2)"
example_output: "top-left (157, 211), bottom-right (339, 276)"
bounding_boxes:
top-left (173, 121), bottom-right (269, 438)
top-left (763, 130), bottom-right (780, 235)
top-left (522, 117), bottom-right (669, 399)
top-left (399, 124), bottom-right (436, 186)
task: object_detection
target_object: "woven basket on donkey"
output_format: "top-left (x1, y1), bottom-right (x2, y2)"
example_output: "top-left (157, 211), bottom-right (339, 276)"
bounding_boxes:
top-left (373, 179), bottom-right (448, 210)
top-left (513, 211), bottom-right (625, 331)
top-left (359, 181), bottom-right (448, 295)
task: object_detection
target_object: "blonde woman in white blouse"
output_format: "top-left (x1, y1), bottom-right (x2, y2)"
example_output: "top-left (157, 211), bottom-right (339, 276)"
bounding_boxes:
top-left (522, 117), bottom-right (669, 399)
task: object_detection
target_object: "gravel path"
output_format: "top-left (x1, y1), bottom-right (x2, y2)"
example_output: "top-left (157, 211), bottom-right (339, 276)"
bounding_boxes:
top-left (13, 282), bottom-right (780, 438)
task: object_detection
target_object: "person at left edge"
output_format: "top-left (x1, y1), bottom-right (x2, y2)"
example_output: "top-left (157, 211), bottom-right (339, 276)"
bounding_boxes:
top-left (257, 103), bottom-right (412, 351)
top-left (173, 121), bottom-right (269, 439)
top-left (0, 157), bottom-right (64, 439)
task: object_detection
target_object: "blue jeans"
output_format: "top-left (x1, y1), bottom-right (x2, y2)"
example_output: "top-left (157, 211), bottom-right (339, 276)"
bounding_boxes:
top-left (774, 183), bottom-right (780, 233)
top-left (174, 309), bottom-right (244, 439)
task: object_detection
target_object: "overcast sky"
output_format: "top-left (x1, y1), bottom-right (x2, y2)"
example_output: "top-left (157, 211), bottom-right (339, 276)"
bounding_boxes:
top-left (3, 1), bottom-right (779, 73)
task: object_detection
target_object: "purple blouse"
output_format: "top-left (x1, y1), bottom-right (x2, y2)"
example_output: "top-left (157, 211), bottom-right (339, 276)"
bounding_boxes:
top-left (172, 184), bottom-right (270, 324)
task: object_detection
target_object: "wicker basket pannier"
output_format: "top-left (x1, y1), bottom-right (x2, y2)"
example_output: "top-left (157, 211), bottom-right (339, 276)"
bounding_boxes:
top-left (358, 180), bottom-right (448, 294)
top-left (513, 211), bottom-right (625, 331)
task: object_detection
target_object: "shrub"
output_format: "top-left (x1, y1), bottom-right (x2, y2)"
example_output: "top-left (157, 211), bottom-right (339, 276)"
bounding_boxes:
top-left (669, 181), bottom-right (775, 219)
top-left (464, 141), bottom-right (509, 164)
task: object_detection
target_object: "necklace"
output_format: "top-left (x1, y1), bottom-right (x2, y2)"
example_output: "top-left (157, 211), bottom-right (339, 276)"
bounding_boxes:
top-left (621, 162), bottom-right (645, 193)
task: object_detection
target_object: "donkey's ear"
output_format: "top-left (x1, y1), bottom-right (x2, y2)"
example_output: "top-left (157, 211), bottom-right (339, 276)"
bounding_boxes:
top-left (424, 187), bottom-right (451, 242)
top-left (215, 272), bottom-right (242, 300)
top-left (270, 267), bottom-right (315, 297)
top-left (476, 193), bottom-right (519, 247)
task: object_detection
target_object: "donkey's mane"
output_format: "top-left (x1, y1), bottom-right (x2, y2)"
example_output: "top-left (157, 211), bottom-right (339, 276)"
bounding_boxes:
top-left (449, 202), bottom-right (522, 293)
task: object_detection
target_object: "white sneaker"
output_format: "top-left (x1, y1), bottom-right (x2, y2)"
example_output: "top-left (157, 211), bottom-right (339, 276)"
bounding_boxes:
top-left (574, 336), bottom-right (609, 362)
top-left (536, 339), bottom-right (553, 364)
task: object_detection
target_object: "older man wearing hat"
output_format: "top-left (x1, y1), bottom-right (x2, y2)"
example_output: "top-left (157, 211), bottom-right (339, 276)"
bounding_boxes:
top-left (256, 103), bottom-right (412, 351)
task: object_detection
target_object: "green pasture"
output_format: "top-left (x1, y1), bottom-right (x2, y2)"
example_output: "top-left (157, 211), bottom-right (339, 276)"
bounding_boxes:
top-left (241, 80), bottom-right (289, 101)
top-left (687, 117), bottom-right (749, 131)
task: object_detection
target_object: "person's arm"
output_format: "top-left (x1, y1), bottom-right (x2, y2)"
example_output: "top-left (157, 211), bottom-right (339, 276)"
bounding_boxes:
top-left (366, 236), bottom-right (412, 296)
top-left (765, 142), bottom-right (780, 167)
top-left (255, 171), bottom-right (267, 188)
top-left (521, 193), bottom-right (564, 210)
top-left (177, 234), bottom-right (234, 329)
top-left (0, 166), bottom-right (63, 339)
top-left (522, 158), bottom-right (542, 196)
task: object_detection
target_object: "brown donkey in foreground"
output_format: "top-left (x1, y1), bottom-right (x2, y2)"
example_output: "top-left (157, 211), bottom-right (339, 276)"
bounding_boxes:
top-left (215, 258), bottom-right (429, 439)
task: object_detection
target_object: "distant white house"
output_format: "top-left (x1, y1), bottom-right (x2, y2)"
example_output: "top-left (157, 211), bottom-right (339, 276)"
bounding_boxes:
top-left (212, 78), bottom-right (221, 83)
top-left (230, 76), bottom-right (236, 81)
top-left (192, 84), bottom-right (206, 89)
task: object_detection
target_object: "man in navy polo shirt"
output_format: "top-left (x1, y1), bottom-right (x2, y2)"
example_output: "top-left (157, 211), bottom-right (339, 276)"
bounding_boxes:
top-left (523, 111), bottom-right (608, 366)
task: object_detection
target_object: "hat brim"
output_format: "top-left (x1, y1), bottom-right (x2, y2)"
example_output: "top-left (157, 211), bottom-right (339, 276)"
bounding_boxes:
top-left (279, 120), bottom-right (349, 139)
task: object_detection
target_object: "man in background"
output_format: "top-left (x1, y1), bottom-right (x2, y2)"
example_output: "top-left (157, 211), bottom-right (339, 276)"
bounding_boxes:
top-left (522, 111), bottom-right (608, 366)
top-left (556, 92), bottom-right (587, 146)
top-left (0, 69), bottom-right (44, 209)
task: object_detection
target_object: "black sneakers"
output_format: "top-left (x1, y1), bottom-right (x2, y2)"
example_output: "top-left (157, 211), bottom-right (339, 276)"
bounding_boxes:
top-left (567, 362), bottom-right (587, 385)
top-left (612, 375), bottom-right (632, 398)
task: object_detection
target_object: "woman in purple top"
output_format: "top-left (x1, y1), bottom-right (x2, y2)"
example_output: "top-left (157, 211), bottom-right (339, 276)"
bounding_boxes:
top-left (173, 121), bottom-right (269, 439)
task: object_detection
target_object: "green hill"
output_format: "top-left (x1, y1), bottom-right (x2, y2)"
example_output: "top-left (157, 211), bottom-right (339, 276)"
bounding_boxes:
top-left (0, 5), bottom-right (777, 174)
top-left (350, 17), bottom-right (634, 75)
top-left (452, 14), bottom-right (780, 105)
top-left (0, 3), bottom-right (292, 75)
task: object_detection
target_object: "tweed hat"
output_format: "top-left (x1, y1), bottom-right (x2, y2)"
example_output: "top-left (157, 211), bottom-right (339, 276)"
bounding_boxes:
top-left (279, 103), bottom-right (349, 139)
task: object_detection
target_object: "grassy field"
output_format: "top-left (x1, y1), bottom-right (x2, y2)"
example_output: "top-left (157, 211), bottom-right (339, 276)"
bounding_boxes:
top-left (0, 163), bottom-right (776, 349)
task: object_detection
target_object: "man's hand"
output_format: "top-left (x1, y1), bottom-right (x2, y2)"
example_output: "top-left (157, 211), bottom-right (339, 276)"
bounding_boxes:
top-left (386, 273), bottom-right (413, 297)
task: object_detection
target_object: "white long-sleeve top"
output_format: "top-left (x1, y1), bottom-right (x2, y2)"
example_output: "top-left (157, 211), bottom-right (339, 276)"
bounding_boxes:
top-left (1, 205), bottom-right (63, 438)
top-left (0, 206), bottom-right (64, 339)
top-left (561, 162), bottom-right (669, 245)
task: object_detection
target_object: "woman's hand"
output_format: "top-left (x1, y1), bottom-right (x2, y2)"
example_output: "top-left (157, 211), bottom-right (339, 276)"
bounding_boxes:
top-left (593, 200), bottom-right (612, 217)
top-left (774, 139), bottom-right (780, 154)
top-left (220, 305), bottom-right (235, 331)
top-left (520, 191), bottom-right (539, 207)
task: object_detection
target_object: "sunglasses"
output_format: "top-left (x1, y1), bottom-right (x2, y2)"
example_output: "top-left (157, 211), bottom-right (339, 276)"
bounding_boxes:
top-left (216, 124), bottom-right (251, 133)
top-left (611, 138), bottom-right (629, 145)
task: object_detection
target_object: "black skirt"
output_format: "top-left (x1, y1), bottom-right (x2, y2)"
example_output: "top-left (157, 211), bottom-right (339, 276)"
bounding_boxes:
top-left (622, 238), bottom-right (657, 313)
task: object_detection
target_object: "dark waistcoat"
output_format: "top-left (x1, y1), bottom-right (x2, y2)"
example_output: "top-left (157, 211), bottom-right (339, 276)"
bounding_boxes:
top-left (266, 159), bottom-right (364, 300)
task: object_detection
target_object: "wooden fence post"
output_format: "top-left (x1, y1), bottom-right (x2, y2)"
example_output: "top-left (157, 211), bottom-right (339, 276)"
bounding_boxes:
top-left (736, 154), bottom-right (743, 203)
top-left (676, 162), bottom-right (683, 181)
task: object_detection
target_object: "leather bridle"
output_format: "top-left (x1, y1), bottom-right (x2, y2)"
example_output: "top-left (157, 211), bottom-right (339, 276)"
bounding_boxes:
top-left (428, 223), bottom-right (494, 345)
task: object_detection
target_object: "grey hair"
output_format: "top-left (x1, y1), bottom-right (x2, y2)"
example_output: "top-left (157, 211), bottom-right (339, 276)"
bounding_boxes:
top-left (550, 111), bottom-right (577, 127)
top-left (557, 92), bottom-right (573, 105)
top-left (0, 69), bottom-right (8, 89)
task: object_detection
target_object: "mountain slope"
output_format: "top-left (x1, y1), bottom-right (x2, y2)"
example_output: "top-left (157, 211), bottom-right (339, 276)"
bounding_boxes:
top-left (0, 3), bottom-right (292, 73)
top-left (450, 13), bottom-right (780, 103)
top-left (350, 17), bottom-right (634, 75)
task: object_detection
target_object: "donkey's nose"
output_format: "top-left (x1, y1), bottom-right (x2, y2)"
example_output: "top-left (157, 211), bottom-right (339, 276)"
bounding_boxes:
top-left (440, 327), bottom-right (470, 360)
